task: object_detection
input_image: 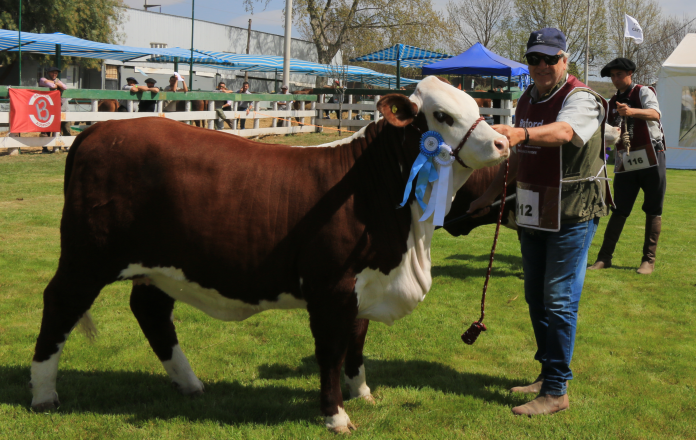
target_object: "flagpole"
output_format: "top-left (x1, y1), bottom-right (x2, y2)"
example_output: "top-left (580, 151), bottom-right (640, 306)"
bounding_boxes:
top-left (584, 0), bottom-right (590, 84)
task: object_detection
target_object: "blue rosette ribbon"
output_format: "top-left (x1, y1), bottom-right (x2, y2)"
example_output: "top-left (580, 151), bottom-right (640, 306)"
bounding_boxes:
top-left (399, 131), bottom-right (443, 210)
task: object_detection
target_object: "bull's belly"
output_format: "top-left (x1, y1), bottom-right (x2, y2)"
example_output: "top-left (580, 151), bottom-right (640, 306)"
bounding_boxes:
top-left (119, 264), bottom-right (307, 321)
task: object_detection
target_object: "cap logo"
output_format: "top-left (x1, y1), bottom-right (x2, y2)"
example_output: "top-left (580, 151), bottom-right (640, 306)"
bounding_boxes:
top-left (535, 34), bottom-right (544, 43)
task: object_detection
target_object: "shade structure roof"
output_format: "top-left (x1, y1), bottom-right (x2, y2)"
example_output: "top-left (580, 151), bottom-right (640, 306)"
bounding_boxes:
top-left (0, 29), bottom-right (222, 63)
top-left (422, 42), bottom-right (529, 77)
top-left (0, 29), bottom-right (420, 89)
top-left (350, 44), bottom-right (451, 68)
top-left (154, 50), bottom-right (420, 88)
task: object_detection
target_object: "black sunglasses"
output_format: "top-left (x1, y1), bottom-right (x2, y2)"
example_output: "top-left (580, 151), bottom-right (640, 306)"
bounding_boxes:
top-left (526, 54), bottom-right (563, 66)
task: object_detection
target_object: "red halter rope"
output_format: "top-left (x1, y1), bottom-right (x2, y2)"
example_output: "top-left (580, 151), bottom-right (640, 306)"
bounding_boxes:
top-left (451, 116), bottom-right (485, 168)
top-left (461, 157), bottom-right (510, 345)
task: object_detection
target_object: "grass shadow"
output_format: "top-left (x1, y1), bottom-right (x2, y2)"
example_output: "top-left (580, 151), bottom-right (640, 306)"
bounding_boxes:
top-left (433, 253), bottom-right (523, 280)
top-left (259, 356), bottom-right (524, 407)
top-left (1, 355), bottom-right (525, 426)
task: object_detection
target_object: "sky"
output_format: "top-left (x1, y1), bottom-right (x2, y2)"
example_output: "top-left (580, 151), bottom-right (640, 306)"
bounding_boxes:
top-left (123, 0), bottom-right (695, 40)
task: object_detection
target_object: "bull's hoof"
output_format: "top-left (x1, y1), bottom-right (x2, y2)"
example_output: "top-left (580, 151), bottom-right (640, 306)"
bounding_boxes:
top-left (171, 380), bottom-right (205, 396)
top-left (360, 394), bottom-right (376, 405)
top-left (329, 422), bottom-right (356, 434)
top-left (31, 399), bottom-right (60, 412)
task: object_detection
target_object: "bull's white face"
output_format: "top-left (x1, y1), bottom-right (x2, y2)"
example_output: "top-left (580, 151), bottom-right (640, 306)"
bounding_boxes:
top-left (410, 76), bottom-right (509, 171)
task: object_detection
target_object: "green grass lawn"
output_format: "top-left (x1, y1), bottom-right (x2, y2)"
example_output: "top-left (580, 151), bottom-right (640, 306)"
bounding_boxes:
top-left (1, 146), bottom-right (695, 439)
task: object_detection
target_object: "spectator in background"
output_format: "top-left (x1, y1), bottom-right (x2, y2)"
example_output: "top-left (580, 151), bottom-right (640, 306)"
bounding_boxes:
top-left (236, 81), bottom-right (253, 129)
top-left (118, 77), bottom-right (148, 112)
top-left (213, 81), bottom-right (234, 130)
top-left (275, 84), bottom-right (293, 127)
top-left (38, 66), bottom-right (71, 140)
top-left (138, 78), bottom-right (160, 112)
top-left (162, 73), bottom-right (188, 113)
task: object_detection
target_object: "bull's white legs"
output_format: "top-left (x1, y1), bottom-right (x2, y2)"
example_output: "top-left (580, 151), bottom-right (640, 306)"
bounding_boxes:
top-left (325, 407), bottom-right (356, 433)
top-left (30, 339), bottom-right (66, 409)
top-left (162, 344), bottom-right (205, 395)
top-left (345, 364), bottom-right (374, 403)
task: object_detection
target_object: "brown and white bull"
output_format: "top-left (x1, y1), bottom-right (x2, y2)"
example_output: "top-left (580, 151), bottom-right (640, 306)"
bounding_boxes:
top-left (30, 76), bottom-right (509, 432)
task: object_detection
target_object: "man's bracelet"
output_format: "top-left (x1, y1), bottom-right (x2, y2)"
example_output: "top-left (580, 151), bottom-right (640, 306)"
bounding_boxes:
top-left (522, 127), bottom-right (529, 145)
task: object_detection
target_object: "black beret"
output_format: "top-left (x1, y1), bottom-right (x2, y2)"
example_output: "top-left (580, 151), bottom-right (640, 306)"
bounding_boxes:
top-left (601, 58), bottom-right (637, 77)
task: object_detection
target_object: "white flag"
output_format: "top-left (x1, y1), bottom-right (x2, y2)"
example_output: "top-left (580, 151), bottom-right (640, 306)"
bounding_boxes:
top-left (625, 14), bottom-right (644, 44)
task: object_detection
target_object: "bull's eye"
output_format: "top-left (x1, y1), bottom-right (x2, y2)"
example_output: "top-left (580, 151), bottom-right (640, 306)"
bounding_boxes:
top-left (433, 111), bottom-right (454, 127)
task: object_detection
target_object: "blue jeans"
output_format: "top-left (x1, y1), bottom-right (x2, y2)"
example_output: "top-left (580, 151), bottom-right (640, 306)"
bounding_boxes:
top-left (520, 218), bottom-right (599, 396)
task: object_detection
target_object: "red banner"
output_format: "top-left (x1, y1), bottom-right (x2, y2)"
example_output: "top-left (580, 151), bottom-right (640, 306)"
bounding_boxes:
top-left (9, 89), bottom-right (62, 133)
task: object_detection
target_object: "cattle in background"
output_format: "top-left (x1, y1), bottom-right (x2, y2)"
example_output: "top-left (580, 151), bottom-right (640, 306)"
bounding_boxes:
top-left (444, 164), bottom-right (517, 237)
top-left (29, 76), bottom-right (509, 433)
top-left (175, 100), bottom-right (207, 128)
top-left (97, 99), bottom-right (119, 112)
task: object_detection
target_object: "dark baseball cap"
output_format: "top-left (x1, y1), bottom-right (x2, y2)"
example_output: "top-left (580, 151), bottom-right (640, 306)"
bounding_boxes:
top-left (144, 78), bottom-right (157, 84)
top-left (126, 77), bottom-right (139, 84)
top-left (47, 66), bottom-right (61, 73)
top-left (600, 58), bottom-right (637, 77)
top-left (525, 28), bottom-right (567, 56)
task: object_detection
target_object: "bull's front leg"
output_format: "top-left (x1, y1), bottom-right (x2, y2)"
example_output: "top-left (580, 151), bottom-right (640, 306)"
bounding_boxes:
top-left (344, 318), bottom-right (375, 404)
top-left (308, 302), bottom-right (358, 434)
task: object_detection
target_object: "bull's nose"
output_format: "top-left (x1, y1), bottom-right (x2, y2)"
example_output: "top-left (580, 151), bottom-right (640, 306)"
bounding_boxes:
top-left (494, 137), bottom-right (510, 157)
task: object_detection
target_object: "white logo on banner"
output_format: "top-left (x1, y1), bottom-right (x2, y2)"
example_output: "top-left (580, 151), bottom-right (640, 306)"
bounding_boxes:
top-left (28, 93), bottom-right (55, 128)
top-left (624, 14), bottom-right (644, 44)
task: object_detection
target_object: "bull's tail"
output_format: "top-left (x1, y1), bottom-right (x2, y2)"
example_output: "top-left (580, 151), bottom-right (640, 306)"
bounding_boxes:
top-left (63, 123), bottom-right (100, 196)
top-left (76, 310), bottom-right (98, 342)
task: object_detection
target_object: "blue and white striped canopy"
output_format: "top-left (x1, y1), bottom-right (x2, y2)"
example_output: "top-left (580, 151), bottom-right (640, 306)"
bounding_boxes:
top-left (154, 50), bottom-right (419, 88)
top-left (350, 44), bottom-right (451, 68)
top-left (0, 30), bottom-right (221, 63)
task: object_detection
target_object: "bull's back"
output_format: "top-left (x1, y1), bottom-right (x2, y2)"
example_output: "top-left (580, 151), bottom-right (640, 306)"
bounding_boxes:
top-left (62, 118), bottom-right (359, 288)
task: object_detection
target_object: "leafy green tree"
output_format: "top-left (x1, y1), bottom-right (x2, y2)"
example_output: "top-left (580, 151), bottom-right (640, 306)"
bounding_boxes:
top-left (0, 0), bottom-right (124, 72)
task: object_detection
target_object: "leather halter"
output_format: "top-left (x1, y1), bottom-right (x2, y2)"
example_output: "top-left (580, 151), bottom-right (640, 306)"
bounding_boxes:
top-left (451, 116), bottom-right (485, 168)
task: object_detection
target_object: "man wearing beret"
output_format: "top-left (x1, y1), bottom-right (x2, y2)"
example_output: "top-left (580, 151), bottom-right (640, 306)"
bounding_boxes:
top-left (588, 58), bottom-right (665, 274)
top-left (138, 78), bottom-right (160, 113)
top-left (468, 28), bottom-right (610, 416)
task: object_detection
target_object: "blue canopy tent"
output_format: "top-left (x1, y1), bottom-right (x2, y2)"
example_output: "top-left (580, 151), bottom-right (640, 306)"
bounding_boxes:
top-left (422, 42), bottom-right (529, 90)
top-left (350, 44), bottom-right (451, 89)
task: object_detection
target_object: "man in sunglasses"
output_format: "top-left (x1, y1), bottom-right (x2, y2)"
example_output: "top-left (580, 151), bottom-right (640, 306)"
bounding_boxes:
top-left (588, 58), bottom-right (665, 275)
top-left (468, 28), bottom-right (609, 416)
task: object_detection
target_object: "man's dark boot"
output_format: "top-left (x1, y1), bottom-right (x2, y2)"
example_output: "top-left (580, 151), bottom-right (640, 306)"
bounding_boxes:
top-left (588, 213), bottom-right (628, 270)
top-left (637, 215), bottom-right (661, 274)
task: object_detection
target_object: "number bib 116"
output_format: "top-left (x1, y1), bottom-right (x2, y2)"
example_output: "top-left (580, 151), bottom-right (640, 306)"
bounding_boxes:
top-left (620, 149), bottom-right (650, 172)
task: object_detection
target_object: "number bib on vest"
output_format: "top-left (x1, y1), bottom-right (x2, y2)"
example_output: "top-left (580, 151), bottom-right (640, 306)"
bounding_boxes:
top-left (516, 145), bottom-right (562, 231)
top-left (618, 149), bottom-right (651, 171)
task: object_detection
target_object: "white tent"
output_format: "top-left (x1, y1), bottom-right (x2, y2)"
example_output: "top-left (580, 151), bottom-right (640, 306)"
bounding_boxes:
top-left (656, 33), bottom-right (696, 169)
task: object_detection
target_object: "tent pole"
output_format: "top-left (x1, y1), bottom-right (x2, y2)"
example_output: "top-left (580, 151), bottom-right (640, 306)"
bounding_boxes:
top-left (396, 43), bottom-right (401, 90)
top-left (18, 0), bottom-right (22, 86)
top-left (174, 57), bottom-right (179, 76)
top-left (189, 0), bottom-right (195, 90)
top-left (56, 44), bottom-right (62, 79)
top-left (461, 74), bottom-right (464, 90)
top-left (507, 75), bottom-right (511, 91)
top-left (396, 58), bottom-right (400, 89)
top-left (275, 69), bottom-right (279, 92)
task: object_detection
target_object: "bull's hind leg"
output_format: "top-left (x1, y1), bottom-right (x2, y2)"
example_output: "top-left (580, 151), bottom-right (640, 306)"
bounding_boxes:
top-left (31, 270), bottom-right (105, 410)
top-left (344, 318), bottom-right (375, 404)
top-left (308, 302), bottom-right (358, 434)
top-left (129, 283), bottom-right (204, 396)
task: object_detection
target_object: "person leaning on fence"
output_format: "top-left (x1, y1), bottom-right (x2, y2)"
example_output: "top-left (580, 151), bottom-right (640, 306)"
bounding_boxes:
top-left (38, 66), bottom-right (71, 145)
top-left (162, 73), bottom-right (189, 113)
top-left (587, 58), bottom-right (665, 275)
top-left (213, 81), bottom-right (234, 130)
top-left (274, 85), bottom-right (293, 127)
top-left (236, 81), bottom-right (253, 129)
top-left (468, 27), bottom-right (609, 416)
top-left (138, 78), bottom-right (160, 113)
top-left (118, 77), bottom-right (149, 112)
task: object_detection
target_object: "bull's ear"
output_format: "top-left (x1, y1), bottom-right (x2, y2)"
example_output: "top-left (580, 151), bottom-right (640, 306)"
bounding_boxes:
top-left (377, 94), bottom-right (419, 127)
